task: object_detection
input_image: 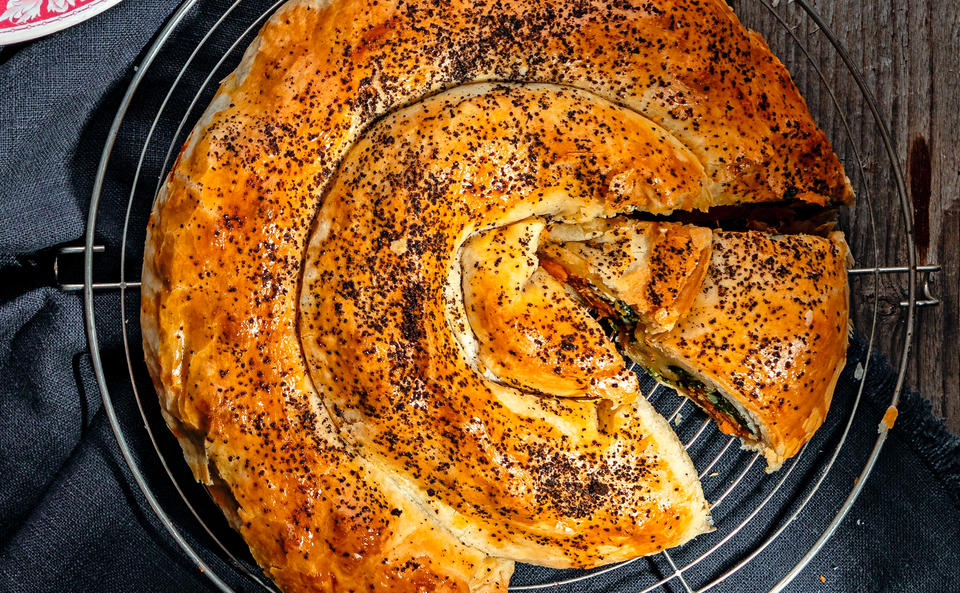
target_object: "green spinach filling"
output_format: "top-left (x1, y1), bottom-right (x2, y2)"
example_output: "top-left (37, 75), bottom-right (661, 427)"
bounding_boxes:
top-left (540, 256), bottom-right (755, 436)
top-left (569, 277), bottom-right (639, 345)
top-left (664, 365), bottom-right (755, 435)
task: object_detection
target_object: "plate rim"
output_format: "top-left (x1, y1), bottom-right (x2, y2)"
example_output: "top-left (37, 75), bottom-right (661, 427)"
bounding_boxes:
top-left (0, 0), bottom-right (125, 45)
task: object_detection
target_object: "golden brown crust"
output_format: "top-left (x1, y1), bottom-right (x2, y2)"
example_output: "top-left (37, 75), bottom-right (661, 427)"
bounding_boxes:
top-left (142, 177), bottom-right (512, 593)
top-left (142, 0), bottom-right (853, 589)
top-left (461, 220), bottom-right (634, 398)
top-left (536, 220), bottom-right (848, 470)
top-left (635, 231), bottom-right (850, 470)
top-left (539, 219), bottom-right (714, 334)
top-left (299, 84), bottom-right (712, 567)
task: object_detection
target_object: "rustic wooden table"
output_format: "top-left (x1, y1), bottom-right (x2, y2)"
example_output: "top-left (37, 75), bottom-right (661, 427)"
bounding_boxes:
top-left (733, 0), bottom-right (959, 433)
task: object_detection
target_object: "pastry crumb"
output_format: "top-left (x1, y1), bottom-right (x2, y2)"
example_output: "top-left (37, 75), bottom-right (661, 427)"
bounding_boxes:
top-left (854, 361), bottom-right (864, 380)
top-left (881, 406), bottom-right (899, 431)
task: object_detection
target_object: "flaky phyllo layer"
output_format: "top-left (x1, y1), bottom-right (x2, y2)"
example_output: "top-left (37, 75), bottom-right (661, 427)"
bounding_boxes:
top-left (142, 1), bottom-right (852, 591)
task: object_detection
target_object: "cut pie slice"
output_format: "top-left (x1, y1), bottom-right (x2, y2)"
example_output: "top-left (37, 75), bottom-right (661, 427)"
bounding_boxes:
top-left (540, 219), bottom-right (850, 470)
top-left (538, 218), bottom-right (714, 337)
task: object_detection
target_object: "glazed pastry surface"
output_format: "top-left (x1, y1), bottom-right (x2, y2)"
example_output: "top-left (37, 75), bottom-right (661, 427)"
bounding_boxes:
top-left (539, 218), bottom-right (715, 334)
top-left (141, 0), bottom-right (853, 590)
top-left (299, 84), bottom-right (712, 567)
top-left (538, 221), bottom-right (850, 470)
top-left (632, 231), bottom-right (851, 470)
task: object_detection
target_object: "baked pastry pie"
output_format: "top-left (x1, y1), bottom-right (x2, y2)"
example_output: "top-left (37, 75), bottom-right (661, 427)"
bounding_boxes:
top-left (540, 219), bottom-right (850, 470)
top-left (141, 0), bottom-right (852, 590)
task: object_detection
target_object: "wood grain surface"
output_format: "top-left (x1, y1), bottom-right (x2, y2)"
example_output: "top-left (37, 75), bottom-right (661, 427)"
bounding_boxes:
top-left (731, 0), bottom-right (959, 433)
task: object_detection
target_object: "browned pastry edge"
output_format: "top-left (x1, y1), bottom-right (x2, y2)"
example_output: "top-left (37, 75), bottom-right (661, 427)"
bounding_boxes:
top-left (630, 231), bottom-right (851, 470)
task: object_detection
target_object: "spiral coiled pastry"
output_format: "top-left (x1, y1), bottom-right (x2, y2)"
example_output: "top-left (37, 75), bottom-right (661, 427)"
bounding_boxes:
top-left (142, 0), bottom-right (852, 591)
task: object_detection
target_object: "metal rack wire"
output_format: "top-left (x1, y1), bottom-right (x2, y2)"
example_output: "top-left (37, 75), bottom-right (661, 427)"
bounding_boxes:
top-left (75, 0), bottom-right (939, 591)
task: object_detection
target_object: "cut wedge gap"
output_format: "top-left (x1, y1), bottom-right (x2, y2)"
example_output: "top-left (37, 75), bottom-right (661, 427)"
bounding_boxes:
top-left (624, 199), bottom-right (839, 237)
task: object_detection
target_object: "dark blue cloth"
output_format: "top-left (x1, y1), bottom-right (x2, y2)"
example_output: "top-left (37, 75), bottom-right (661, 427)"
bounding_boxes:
top-left (1, 2), bottom-right (958, 592)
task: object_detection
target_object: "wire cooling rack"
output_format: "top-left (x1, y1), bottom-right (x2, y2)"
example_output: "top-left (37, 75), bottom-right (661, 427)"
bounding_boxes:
top-left (75, 0), bottom-right (940, 591)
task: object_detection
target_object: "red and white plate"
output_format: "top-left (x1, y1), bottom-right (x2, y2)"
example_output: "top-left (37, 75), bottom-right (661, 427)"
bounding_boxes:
top-left (0, 0), bottom-right (122, 45)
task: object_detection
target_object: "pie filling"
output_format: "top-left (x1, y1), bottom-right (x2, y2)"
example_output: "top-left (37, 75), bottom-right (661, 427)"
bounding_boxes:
top-left (537, 255), bottom-right (639, 347)
top-left (539, 254), bottom-right (759, 440)
top-left (637, 352), bottom-right (759, 440)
